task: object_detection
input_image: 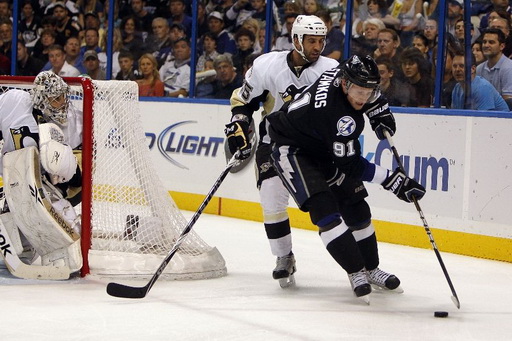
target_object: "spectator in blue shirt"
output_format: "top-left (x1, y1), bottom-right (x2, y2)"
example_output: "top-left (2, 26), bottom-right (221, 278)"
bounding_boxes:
top-left (207, 11), bottom-right (237, 56)
top-left (451, 51), bottom-right (509, 111)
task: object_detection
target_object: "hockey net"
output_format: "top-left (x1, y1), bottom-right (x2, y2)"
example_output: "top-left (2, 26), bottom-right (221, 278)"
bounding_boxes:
top-left (0, 77), bottom-right (227, 280)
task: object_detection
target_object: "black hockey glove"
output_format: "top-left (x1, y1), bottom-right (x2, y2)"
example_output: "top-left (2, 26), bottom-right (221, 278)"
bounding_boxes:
top-left (366, 98), bottom-right (396, 140)
top-left (382, 168), bottom-right (426, 203)
top-left (225, 115), bottom-right (251, 160)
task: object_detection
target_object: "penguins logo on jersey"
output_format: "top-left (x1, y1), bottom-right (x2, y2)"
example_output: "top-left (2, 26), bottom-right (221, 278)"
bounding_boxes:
top-left (333, 77), bottom-right (341, 88)
top-left (336, 116), bottom-right (356, 136)
top-left (280, 84), bottom-right (307, 103)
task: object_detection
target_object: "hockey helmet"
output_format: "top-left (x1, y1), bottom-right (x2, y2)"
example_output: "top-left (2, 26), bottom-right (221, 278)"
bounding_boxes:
top-left (341, 55), bottom-right (381, 88)
top-left (341, 55), bottom-right (381, 103)
top-left (31, 71), bottom-right (70, 125)
top-left (291, 15), bottom-right (327, 62)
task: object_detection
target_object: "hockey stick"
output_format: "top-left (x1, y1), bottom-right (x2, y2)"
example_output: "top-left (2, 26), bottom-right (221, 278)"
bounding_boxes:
top-left (0, 218), bottom-right (70, 280)
top-left (384, 131), bottom-right (460, 309)
top-left (106, 153), bottom-right (241, 299)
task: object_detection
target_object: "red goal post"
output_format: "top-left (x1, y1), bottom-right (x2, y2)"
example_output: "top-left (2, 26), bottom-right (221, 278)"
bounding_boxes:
top-left (0, 76), bottom-right (227, 280)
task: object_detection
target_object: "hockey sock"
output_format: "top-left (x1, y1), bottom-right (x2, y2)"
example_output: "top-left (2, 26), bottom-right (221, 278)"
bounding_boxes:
top-left (265, 219), bottom-right (292, 257)
top-left (354, 231), bottom-right (379, 271)
top-left (319, 222), bottom-right (365, 274)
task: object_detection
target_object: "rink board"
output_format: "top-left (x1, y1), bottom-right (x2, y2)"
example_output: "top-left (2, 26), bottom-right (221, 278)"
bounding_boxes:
top-left (2, 100), bottom-right (508, 262)
top-left (136, 100), bottom-right (511, 263)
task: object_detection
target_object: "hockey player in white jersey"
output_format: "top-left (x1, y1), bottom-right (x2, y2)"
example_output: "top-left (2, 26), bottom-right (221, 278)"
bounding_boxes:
top-left (0, 71), bottom-right (83, 280)
top-left (224, 15), bottom-right (339, 287)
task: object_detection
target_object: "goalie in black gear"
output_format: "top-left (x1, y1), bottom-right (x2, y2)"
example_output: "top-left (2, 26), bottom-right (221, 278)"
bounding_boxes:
top-left (0, 71), bottom-right (83, 279)
top-left (267, 55), bottom-right (426, 300)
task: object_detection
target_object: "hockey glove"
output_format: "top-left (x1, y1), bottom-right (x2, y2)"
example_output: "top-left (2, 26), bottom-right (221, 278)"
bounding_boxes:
top-left (39, 123), bottom-right (77, 184)
top-left (366, 98), bottom-right (396, 140)
top-left (382, 168), bottom-right (426, 203)
top-left (40, 139), bottom-right (77, 184)
top-left (225, 115), bottom-right (251, 160)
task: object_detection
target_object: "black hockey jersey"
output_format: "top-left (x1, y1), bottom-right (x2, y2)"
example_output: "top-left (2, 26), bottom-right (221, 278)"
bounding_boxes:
top-left (268, 66), bottom-right (380, 180)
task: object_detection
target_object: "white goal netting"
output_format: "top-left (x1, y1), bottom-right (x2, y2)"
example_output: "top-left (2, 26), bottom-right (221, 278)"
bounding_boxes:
top-left (0, 78), bottom-right (227, 280)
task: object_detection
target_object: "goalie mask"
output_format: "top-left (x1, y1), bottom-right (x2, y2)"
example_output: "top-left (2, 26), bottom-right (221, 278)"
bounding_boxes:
top-left (31, 71), bottom-right (70, 125)
top-left (340, 55), bottom-right (381, 103)
top-left (291, 15), bottom-right (327, 62)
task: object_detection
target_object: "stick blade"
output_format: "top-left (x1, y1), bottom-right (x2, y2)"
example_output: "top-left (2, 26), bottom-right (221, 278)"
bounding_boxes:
top-left (451, 295), bottom-right (461, 309)
top-left (106, 282), bottom-right (148, 299)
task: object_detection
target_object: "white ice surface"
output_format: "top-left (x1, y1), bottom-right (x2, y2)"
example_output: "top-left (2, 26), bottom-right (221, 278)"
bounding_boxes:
top-left (1, 212), bottom-right (511, 341)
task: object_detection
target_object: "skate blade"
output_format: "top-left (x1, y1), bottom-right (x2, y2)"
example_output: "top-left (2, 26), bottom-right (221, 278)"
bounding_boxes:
top-left (357, 294), bottom-right (370, 305)
top-left (278, 274), bottom-right (296, 288)
top-left (371, 284), bottom-right (404, 294)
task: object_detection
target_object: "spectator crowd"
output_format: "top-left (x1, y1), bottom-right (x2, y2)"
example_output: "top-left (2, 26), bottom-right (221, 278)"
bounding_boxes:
top-left (1, 0), bottom-right (511, 109)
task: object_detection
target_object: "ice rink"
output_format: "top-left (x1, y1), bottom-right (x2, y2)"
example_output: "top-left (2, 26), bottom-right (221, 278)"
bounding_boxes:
top-left (1, 212), bottom-right (511, 341)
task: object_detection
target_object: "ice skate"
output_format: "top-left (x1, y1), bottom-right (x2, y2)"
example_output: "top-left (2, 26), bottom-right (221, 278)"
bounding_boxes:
top-left (348, 269), bottom-right (372, 304)
top-left (272, 252), bottom-right (296, 288)
top-left (367, 267), bottom-right (403, 293)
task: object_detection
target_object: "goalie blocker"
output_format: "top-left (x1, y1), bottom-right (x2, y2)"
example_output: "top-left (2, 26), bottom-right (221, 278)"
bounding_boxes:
top-left (1, 146), bottom-right (82, 279)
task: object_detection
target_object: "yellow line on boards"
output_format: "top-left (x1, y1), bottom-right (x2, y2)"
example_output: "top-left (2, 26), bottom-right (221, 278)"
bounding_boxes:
top-left (170, 191), bottom-right (512, 263)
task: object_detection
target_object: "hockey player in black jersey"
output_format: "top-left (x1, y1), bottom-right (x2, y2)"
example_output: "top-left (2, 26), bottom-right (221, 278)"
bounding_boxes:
top-left (266, 55), bottom-right (426, 301)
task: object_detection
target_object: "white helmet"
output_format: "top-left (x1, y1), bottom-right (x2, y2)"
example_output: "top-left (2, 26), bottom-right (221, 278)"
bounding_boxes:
top-left (31, 71), bottom-right (70, 125)
top-left (291, 15), bottom-right (327, 62)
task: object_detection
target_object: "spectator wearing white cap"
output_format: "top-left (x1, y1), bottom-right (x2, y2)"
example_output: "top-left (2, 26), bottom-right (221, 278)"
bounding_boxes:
top-left (207, 11), bottom-right (237, 56)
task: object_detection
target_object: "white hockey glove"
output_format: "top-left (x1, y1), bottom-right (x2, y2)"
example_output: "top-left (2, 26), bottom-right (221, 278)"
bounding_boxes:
top-left (39, 123), bottom-right (77, 184)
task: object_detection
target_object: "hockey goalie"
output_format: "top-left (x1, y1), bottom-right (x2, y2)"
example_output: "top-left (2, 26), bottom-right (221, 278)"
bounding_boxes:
top-left (0, 71), bottom-right (83, 280)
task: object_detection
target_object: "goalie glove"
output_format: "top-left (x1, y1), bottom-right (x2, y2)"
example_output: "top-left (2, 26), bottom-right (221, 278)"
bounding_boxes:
top-left (382, 168), bottom-right (426, 203)
top-left (365, 97), bottom-right (396, 140)
top-left (224, 114), bottom-right (251, 160)
top-left (39, 123), bottom-right (77, 184)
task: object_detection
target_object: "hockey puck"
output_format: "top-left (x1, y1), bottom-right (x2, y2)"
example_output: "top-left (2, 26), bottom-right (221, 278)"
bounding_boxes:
top-left (434, 311), bottom-right (449, 318)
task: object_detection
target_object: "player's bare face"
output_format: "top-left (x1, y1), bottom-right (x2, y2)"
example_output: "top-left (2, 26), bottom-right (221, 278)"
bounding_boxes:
top-left (345, 83), bottom-right (374, 110)
top-left (302, 35), bottom-right (325, 62)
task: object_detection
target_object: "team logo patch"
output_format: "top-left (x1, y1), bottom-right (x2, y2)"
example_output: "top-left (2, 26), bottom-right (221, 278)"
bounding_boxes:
top-left (336, 116), bottom-right (356, 136)
top-left (333, 77), bottom-right (341, 87)
top-left (260, 162), bottom-right (272, 173)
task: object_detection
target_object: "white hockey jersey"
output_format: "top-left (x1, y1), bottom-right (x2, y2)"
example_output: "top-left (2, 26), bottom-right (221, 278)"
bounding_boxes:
top-left (0, 89), bottom-right (83, 175)
top-left (231, 51), bottom-right (339, 119)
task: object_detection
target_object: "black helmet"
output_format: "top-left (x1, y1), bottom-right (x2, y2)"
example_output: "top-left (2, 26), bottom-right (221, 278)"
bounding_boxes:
top-left (342, 55), bottom-right (380, 88)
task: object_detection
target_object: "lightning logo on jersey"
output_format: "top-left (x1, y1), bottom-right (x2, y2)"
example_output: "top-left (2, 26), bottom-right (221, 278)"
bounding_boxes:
top-left (336, 116), bottom-right (356, 136)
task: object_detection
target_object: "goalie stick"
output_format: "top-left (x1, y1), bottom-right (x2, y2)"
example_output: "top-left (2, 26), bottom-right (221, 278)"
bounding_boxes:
top-left (0, 218), bottom-right (70, 280)
top-left (106, 153), bottom-right (241, 299)
top-left (384, 130), bottom-right (460, 309)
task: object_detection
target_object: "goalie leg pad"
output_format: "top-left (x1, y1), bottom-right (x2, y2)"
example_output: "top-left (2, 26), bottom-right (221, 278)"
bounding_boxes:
top-left (3, 147), bottom-right (81, 275)
top-left (0, 212), bottom-right (24, 256)
top-left (41, 239), bottom-right (82, 273)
